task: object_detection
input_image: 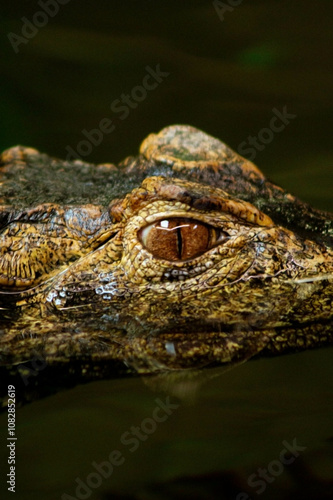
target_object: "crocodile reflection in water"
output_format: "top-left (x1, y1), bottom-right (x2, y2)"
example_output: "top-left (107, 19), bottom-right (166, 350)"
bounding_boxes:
top-left (0, 125), bottom-right (332, 375)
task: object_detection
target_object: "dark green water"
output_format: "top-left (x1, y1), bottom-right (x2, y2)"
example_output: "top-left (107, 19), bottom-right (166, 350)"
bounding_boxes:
top-left (0, 1), bottom-right (332, 499)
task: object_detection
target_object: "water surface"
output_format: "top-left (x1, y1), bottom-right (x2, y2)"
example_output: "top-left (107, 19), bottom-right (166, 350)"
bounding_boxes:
top-left (0, 1), bottom-right (332, 498)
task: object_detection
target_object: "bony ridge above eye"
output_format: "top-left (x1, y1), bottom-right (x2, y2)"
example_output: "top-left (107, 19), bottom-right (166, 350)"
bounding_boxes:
top-left (138, 217), bottom-right (228, 261)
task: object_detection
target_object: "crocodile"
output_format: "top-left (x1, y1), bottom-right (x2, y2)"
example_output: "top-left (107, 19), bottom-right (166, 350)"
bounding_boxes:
top-left (0, 125), bottom-right (332, 382)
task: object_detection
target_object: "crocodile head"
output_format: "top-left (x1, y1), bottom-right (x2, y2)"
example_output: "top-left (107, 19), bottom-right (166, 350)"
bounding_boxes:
top-left (0, 125), bottom-right (332, 374)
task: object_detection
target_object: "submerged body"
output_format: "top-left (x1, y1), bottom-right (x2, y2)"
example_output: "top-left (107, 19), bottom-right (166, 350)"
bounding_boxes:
top-left (0, 125), bottom-right (332, 375)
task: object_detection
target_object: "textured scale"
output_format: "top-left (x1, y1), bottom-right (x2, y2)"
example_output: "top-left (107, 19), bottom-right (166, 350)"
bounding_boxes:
top-left (0, 125), bottom-right (332, 382)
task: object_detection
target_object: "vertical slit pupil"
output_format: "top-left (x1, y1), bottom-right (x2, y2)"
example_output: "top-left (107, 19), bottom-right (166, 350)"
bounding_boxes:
top-left (139, 217), bottom-right (219, 261)
top-left (176, 226), bottom-right (182, 259)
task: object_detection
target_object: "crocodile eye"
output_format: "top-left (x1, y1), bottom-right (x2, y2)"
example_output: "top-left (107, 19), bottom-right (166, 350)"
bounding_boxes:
top-left (139, 218), bottom-right (228, 261)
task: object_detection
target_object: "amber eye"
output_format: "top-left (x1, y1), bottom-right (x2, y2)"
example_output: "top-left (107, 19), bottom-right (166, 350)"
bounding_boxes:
top-left (139, 218), bottom-right (228, 261)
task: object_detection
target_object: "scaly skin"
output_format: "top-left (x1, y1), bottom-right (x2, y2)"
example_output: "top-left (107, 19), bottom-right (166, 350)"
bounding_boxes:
top-left (0, 125), bottom-right (332, 376)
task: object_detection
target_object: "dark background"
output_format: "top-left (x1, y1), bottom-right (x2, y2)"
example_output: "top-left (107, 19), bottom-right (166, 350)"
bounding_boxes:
top-left (1, 0), bottom-right (333, 209)
top-left (0, 1), bottom-right (333, 499)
